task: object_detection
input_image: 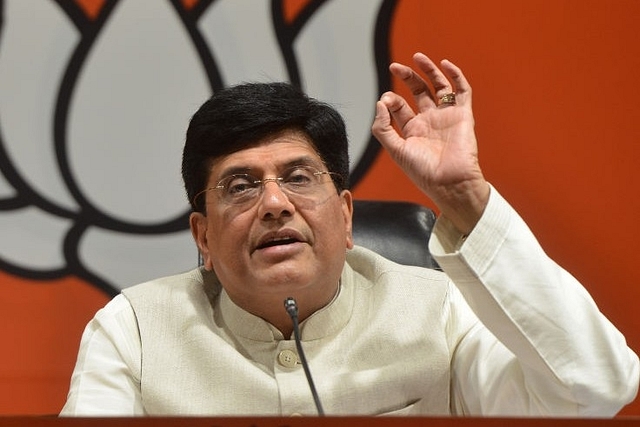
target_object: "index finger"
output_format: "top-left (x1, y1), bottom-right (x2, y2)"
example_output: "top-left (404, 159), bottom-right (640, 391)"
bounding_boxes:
top-left (411, 53), bottom-right (455, 101)
top-left (389, 61), bottom-right (437, 111)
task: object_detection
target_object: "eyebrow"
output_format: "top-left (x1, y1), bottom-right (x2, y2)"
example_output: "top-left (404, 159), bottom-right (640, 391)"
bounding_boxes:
top-left (216, 156), bottom-right (325, 180)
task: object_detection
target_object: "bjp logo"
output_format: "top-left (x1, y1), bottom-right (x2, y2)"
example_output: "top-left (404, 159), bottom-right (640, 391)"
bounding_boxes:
top-left (0, 0), bottom-right (397, 296)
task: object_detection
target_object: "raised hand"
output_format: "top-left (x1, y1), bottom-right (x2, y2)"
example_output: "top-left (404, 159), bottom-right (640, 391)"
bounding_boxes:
top-left (371, 52), bottom-right (490, 235)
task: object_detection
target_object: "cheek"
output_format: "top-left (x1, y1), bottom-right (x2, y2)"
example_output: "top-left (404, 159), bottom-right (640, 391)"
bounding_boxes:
top-left (206, 209), bottom-right (252, 259)
top-left (311, 205), bottom-right (350, 250)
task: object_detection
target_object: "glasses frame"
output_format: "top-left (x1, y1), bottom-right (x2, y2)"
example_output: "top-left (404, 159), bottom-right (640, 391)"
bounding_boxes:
top-left (193, 165), bottom-right (343, 210)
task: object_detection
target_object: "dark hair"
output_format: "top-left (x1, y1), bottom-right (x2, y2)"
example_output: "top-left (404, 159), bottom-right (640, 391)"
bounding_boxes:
top-left (182, 82), bottom-right (350, 212)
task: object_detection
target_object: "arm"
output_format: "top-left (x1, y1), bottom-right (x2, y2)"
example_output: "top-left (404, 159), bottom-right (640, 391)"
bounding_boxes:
top-left (60, 294), bottom-right (145, 416)
top-left (437, 186), bottom-right (639, 416)
top-left (372, 53), bottom-right (639, 416)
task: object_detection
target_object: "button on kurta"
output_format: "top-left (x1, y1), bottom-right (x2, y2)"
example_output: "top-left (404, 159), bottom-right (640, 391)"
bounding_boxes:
top-left (278, 349), bottom-right (299, 368)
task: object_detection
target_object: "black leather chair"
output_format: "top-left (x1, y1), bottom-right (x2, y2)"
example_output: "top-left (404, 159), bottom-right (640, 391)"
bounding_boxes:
top-left (352, 200), bottom-right (440, 270)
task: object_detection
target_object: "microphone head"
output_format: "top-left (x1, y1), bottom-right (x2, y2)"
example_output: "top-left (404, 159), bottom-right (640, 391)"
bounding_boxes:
top-left (284, 297), bottom-right (298, 317)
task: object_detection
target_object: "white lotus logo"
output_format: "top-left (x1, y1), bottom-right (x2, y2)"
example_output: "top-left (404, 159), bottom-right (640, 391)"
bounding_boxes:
top-left (0, 0), bottom-right (395, 295)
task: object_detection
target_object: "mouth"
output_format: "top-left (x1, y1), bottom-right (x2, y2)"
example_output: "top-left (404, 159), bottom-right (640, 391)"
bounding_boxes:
top-left (257, 236), bottom-right (300, 249)
top-left (255, 231), bottom-right (306, 251)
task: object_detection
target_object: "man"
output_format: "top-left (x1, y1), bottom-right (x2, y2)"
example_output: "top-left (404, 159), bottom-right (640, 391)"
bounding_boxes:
top-left (60, 53), bottom-right (639, 416)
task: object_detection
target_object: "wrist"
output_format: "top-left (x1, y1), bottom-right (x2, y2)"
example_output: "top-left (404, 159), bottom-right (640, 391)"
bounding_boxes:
top-left (433, 179), bottom-right (490, 236)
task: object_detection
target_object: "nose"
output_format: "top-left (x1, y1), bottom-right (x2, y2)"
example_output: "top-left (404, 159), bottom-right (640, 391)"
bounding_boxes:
top-left (257, 179), bottom-right (295, 219)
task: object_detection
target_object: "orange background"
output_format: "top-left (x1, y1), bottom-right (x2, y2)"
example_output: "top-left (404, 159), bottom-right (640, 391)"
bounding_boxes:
top-left (1, 0), bottom-right (639, 416)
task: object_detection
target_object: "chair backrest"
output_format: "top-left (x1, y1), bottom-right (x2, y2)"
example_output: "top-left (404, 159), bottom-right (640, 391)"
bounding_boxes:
top-left (351, 200), bottom-right (440, 270)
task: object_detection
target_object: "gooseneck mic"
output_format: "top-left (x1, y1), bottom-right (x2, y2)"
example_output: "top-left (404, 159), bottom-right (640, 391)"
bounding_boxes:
top-left (284, 297), bottom-right (325, 416)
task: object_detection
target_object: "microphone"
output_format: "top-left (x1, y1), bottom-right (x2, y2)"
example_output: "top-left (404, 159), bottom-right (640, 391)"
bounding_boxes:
top-left (284, 297), bottom-right (325, 416)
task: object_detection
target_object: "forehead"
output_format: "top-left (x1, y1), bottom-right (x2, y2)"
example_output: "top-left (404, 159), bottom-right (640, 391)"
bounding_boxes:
top-left (209, 131), bottom-right (324, 177)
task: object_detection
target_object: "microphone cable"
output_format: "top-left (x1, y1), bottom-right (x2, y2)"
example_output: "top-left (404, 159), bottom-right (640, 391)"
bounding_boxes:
top-left (284, 297), bottom-right (325, 416)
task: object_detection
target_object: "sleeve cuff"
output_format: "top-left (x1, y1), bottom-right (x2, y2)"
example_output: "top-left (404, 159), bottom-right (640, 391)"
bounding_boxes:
top-left (429, 184), bottom-right (513, 277)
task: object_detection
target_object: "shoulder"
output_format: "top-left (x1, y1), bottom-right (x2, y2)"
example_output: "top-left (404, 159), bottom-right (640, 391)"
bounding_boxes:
top-left (346, 245), bottom-right (449, 294)
top-left (122, 267), bottom-right (217, 299)
top-left (89, 293), bottom-right (138, 335)
top-left (347, 245), bottom-right (446, 279)
top-left (121, 267), bottom-right (221, 315)
top-left (344, 246), bottom-right (457, 333)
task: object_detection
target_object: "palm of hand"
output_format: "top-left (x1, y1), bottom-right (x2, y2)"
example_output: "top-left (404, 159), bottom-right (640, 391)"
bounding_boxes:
top-left (388, 104), bottom-right (481, 198)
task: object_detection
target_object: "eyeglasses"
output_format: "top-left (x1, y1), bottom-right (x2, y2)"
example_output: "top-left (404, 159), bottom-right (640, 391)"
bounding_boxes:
top-left (194, 165), bottom-right (342, 208)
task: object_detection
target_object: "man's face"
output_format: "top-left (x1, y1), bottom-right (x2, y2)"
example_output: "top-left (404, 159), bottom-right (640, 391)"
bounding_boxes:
top-left (189, 130), bottom-right (353, 313)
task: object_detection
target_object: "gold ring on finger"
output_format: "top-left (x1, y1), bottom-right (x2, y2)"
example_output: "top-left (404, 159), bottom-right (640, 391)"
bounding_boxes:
top-left (439, 92), bottom-right (456, 107)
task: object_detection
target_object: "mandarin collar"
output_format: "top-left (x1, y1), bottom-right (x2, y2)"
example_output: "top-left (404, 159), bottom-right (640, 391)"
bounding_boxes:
top-left (205, 266), bottom-right (355, 342)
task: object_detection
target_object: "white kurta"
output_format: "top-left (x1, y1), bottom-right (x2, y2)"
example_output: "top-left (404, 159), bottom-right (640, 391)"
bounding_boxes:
top-left (60, 187), bottom-right (639, 416)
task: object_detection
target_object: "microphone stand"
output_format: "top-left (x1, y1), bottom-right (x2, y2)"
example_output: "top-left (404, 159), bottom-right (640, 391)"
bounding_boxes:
top-left (284, 297), bottom-right (325, 416)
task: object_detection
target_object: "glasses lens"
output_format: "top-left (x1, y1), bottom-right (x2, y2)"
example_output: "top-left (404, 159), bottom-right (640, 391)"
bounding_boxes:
top-left (220, 174), bottom-right (261, 204)
top-left (281, 166), bottom-right (320, 192)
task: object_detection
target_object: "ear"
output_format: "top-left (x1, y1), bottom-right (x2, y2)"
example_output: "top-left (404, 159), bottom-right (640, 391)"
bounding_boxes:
top-left (189, 212), bottom-right (214, 270)
top-left (340, 190), bottom-right (355, 249)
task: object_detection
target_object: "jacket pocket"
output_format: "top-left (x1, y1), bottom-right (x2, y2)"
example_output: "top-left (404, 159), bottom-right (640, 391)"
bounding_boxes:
top-left (377, 399), bottom-right (421, 416)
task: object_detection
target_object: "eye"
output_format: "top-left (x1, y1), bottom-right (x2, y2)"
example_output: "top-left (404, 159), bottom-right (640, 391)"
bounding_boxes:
top-left (224, 175), bottom-right (259, 195)
top-left (283, 166), bottom-right (317, 186)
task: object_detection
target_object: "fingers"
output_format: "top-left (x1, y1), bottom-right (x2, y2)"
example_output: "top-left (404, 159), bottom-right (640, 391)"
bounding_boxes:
top-left (412, 53), bottom-right (453, 102)
top-left (377, 91), bottom-right (415, 133)
top-left (388, 62), bottom-right (435, 111)
top-left (390, 53), bottom-right (472, 110)
top-left (372, 52), bottom-right (473, 147)
top-left (439, 58), bottom-right (472, 106)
